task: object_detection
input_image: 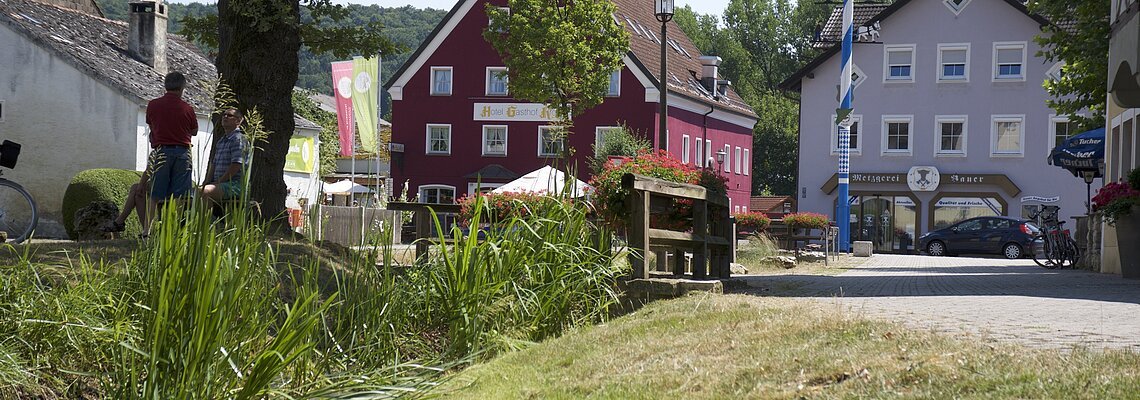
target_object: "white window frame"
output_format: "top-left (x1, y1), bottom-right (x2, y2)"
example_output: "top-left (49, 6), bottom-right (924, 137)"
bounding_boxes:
top-left (937, 43), bottom-right (970, 83)
top-left (467, 182), bottom-right (503, 196)
top-left (0, 100), bottom-right (6, 122)
top-left (706, 140), bottom-right (713, 167)
top-left (538, 126), bottom-right (564, 157)
top-left (481, 125), bottom-right (508, 156)
top-left (881, 115), bottom-right (914, 156)
top-left (429, 66), bottom-right (452, 96)
top-left (734, 146), bottom-right (742, 174)
top-left (594, 126), bottom-right (620, 154)
top-left (850, 63), bottom-right (867, 90)
top-left (488, 6), bottom-right (509, 32)
top-left (722, 144), bottom-right (731, 173)
top-left (418, 184), bottom-right (457, 204)
top-left (830, 114), bottom-right (863, 155)
top-left (743, 148), bottom-right (750, 176)
top-left (1045, 61), bottom-right (1065, 82)
top-left (1049, 114), bottom-right (1083, 155)
top-left (694, 138), bottom-right (704, 168)
top-left (883, 44), bottom-right (916, 83)
top-left (992, 41), bottom-right (1027, 82)
top-left (425, 124), bottom-right (451, 155)
top-left (607, 70), bottom-right (621, 97)
top-left (486, 66), bottom-right (509, 96)
top-left (990, 114), bottom-right (1026, 157)
top-left (682, 135), bottom-right (691, 164)
top-left (934, 115), bottom-right (968, 157)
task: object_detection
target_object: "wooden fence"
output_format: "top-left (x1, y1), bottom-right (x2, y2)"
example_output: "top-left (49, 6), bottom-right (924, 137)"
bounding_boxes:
top-left (310, 205), bottom-right (403, 247)
top-left (386, 201), bottom-right (461, 260)
top-left (623, 173), bottom-right (733, 280)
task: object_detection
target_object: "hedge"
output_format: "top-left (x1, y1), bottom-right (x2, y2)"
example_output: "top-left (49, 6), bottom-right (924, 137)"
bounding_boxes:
top-left (61, 169), bottom-right (143, 239)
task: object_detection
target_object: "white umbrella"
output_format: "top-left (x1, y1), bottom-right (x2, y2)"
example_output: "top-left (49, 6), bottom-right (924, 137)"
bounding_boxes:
top-left (492, 166), bottom-right (591, 197)
top-left (323, 179), bottom-right (373, 194)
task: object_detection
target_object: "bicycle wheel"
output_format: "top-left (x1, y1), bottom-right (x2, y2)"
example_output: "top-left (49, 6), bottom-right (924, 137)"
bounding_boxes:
top-left (1064, 237), bottom-right (1081, 268)
top-left (0, 179), bottom-right (37, 243)
top-left (1033, 237), bottom-right (1058, 269)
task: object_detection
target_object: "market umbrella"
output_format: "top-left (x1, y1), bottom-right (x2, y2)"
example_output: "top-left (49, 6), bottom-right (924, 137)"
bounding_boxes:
top-left (323, 179), bottom-right (373, 194)
top-left (492, 166), bottom-right (592, 197)
top-left (1048, 127), bottom-right (1105, 212)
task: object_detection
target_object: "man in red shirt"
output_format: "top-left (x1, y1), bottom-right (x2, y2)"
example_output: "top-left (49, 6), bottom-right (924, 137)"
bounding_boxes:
top-left (145, 71), bottom-right (198, 222)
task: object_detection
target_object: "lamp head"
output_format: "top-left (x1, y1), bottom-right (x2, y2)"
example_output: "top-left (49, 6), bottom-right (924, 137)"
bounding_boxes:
top-left (654, 0), bottom-right (674, 22)
top-left (1080, 170), bottom-right (1097, 184)
top-left (716, 149), bottom-right (726, 164)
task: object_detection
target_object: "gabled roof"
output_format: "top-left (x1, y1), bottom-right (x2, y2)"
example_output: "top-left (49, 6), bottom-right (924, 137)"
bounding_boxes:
top-left (750, 196), bottom-right (794, 213)
top-left (779, 0), bottom-right (1052, 91)
top-left (384, 0), bottom-right (756, 119)
top-left (0, 0), bottom-right (216, 110)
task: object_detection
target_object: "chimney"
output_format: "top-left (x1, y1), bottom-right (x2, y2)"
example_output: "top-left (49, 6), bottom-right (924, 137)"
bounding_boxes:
top-left (699, 55), bottom-right (721, 94)
top-left (128, 1), bottom-right (168, 74)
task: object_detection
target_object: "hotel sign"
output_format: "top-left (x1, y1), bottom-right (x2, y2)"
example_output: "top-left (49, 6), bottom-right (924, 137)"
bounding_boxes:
top-left (473, 103), bottom-right (560, 122)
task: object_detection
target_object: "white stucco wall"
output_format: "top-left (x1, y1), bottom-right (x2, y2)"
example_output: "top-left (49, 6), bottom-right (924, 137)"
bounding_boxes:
top-left (0, 24), bottom-right (142, 237)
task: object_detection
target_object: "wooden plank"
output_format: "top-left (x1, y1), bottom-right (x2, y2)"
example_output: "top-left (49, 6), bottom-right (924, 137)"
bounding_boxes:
top-left (692, 199), bottom-right (708, 279)
top-left (672, 248), bottom-right (686, 276)
top-left (622, 173), bottom-right (706, 200)
top-left (628, 190), bottom-right (650, 279)
top-left (387, 201), bottom-right (462, 214)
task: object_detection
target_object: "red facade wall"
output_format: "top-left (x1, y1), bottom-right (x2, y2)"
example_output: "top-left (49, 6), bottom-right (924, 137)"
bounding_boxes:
top-left (389, 0), bottom-right (754, 210)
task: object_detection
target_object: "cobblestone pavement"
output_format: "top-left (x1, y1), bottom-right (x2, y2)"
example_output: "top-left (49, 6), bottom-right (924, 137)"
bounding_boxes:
top-left (734, 254), bottom-right (1140, 351)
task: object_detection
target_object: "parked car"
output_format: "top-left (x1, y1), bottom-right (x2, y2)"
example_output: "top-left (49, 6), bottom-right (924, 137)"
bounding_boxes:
top-left (917, 216), bottom-right (1040, 259)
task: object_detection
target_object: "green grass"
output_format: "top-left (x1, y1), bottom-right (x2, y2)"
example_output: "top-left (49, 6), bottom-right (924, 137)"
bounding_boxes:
top-left (735, 234), bottom-right (864, 276)
top-left (442, 294), bottom-right (1140, 399)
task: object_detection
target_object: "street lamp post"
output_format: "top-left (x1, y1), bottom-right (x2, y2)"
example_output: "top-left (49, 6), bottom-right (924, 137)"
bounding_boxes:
top-left (655, 0), bottom-right (674, 151)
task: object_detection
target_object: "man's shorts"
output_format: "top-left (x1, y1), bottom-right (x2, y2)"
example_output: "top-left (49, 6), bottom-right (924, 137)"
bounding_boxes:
top-left (148, 146), bottom-right (192, 199)
top-left (218, 180), bottom-right (243, 199)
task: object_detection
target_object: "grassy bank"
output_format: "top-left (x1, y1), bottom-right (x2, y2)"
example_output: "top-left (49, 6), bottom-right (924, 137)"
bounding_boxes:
top-left (443, 294), bottom-right (1140, 399)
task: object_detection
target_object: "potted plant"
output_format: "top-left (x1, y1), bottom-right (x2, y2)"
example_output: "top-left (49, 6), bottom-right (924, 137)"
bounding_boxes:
top-left (782, 212), bottom-right (830, 234)
top-left (1091, 167), bottom-right (1140, 279)
top-left (735, 211), bottom-right (772, 235)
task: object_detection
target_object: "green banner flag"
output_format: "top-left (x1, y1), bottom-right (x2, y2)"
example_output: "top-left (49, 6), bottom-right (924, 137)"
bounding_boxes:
top-left (284, 135), bottom-right (316, 173)
top-left (351, 56), bottom-right (379, 153)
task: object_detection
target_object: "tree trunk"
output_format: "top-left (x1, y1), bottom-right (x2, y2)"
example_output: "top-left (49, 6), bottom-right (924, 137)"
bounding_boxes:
top-left (216, 0), bottom-right (301, 231)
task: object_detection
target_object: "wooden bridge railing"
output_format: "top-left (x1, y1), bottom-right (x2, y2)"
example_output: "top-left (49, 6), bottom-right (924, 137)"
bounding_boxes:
top-left (386, 201), bottom-right (462, 260)
top-left (623, 173), bottom-right (733, 280)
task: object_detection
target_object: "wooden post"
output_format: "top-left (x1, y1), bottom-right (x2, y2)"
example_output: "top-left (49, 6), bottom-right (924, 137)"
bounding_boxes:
top-left (692, 199), bottom-right (708, 279)
top-left (415, 210), bottom-right (430, 261)
top-left (713, 199), bottom-right (731, 278)
top-left (628, 190), bottom-right (650, 279)
top-left (672, 248), bottom-right (686, 276)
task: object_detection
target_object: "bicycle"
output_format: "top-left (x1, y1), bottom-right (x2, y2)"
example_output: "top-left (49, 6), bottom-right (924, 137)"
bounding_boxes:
top-left (1028, 206), bottom-right (1079, 269)
top-left (0, 140), bottom-right (38, 244)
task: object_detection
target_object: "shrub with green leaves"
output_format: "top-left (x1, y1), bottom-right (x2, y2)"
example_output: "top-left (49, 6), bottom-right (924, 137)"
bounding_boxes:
top-left (589, 124), bottom-right (651, 175)
top-left (60, 168), bottom-right (143, 239)
top-left (457, 191), bottom-right (574, 226)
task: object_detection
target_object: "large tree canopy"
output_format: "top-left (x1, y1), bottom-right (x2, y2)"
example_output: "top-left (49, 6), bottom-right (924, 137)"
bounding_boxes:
top-left (482, 0), bottom-right (629, 130)
top-left (1027, 0), bottom-right (1110, 130)
top-left (186, 0), bottom-right (397, 224)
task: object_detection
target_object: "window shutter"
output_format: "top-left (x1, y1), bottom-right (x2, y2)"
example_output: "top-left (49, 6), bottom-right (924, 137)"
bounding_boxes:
top-left (888, 50), bottom-right (910, 65)
top-left (996, 48), bottom-right (1021, 64)
top-left (943, 49), bottom-right (966, 64)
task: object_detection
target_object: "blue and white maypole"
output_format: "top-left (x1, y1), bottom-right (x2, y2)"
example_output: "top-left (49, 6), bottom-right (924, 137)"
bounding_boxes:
top-left (836, 0), bottom-right (854, 252)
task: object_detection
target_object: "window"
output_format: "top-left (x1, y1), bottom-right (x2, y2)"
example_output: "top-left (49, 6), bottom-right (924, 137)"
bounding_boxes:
top-left (991, 115), bottom-right (1025, 156)
top-left (743, 149), bottom-right (750, 175)
top-left (482, 125), bottom-right (507, 156)
top-left (419, 185), bottom-right (456, 204)
top-left (538, 126), bottom-right (565, 157)
top-left (488, 7), bottom-right (509, 32)
top-left (881, 115), bottom-right (913, 155)
top-left (426, 124), bottom-right (451, 155)
top-left (884, 44), bottom-right (915, 82)
top-left (723, 144), bottom-right (731, 173)
top-left (706, 140), bottom-right (712, 167)
top-left (694, 138), bottom-right (704, 168)
top-left (849, 63), bottom-right (867, 90)
top-left (1050, 115), bottom-right (1079, 150)
top-left (734, 146), bottom-right (742, 174)
top-left (830, 114), bottom-right (862, 155)
top-left (936, 115), bottom-right (968, 156)
top-left (594, 126), bottom-right (621, 153)
top-left (682, 135), bottom-right (691, 164)
top-left (607, 70), bottom-right (621, 96)
top-left (468, 182), bottom-right (503, 195)
top-left (430, 67), bottom-right (452, 95)
top-left (1045, 62), bottom-right (1065, 82)
top-left (486, 67), bottom-right (508, 96)
top-left (0, 101), bottom-right (5, 122)
top-left (993, 42), bottom-right (1026, 81)
top-left (938, 43), bottom-right (969, 82)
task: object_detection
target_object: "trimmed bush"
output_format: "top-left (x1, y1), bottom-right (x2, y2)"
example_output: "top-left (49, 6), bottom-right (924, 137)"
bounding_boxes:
top-left (61, 169), bottom-right (143, 239)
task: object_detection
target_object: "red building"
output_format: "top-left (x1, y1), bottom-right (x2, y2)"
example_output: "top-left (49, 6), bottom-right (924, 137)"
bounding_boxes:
top-left (384, 0), bottom-right (758, 211)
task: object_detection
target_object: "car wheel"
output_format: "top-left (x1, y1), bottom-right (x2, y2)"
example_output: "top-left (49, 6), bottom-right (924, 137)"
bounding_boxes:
top-left (926, 241), bottom-right (946, 256)
top-left (1002, 243), bottom-right (1023, 259)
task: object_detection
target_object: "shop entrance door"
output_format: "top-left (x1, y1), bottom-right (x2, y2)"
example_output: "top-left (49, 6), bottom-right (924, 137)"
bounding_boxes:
top-left (857, 197), bottom-right (895, 253)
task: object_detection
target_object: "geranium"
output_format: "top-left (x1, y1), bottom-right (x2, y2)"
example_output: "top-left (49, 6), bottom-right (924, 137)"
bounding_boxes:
top-left (735, 211), bottom-right (771, 233)
top-left (1092, 168), bottom-right (1140, 226)
top-left (782, 212), bottom-right (830, 230)
top-left (457, 191), bottom-right (572, 226)
top-left (588, 149), bottom-right (727, 230)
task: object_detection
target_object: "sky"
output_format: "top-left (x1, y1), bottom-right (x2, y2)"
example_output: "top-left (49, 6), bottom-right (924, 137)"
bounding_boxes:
top-left (345, 0), bottom-right (729, 17)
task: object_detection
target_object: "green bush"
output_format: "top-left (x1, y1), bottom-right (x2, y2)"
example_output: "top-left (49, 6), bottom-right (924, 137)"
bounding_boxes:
top-left (782, 212), bottom-right (830, 230)
top-left (61, 169), bottom-right (143, 239)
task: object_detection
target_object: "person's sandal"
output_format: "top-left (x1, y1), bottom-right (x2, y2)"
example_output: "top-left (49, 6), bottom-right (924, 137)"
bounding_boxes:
top-left (100, 221), bottom-right (126, 233)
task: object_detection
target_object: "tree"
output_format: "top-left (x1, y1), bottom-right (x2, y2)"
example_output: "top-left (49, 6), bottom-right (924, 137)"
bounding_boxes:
top-left (482, 0), bottom-right (629, 135)
top-left (202, 0), bottom-right (396, 226)
top-left (1027, 0), bottom-right (1110, 131)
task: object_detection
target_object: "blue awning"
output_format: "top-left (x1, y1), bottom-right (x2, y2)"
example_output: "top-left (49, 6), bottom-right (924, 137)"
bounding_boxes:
top-left (1048, 127), bottom-right (1105, 177)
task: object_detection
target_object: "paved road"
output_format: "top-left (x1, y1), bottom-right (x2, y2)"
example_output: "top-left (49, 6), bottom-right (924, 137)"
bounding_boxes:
top-left (734, 254), bottom-right (1140, 351)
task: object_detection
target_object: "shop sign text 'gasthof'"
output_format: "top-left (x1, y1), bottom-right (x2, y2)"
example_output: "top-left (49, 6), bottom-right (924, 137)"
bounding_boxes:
top-left (473, 103), bottom-right (560, 122)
